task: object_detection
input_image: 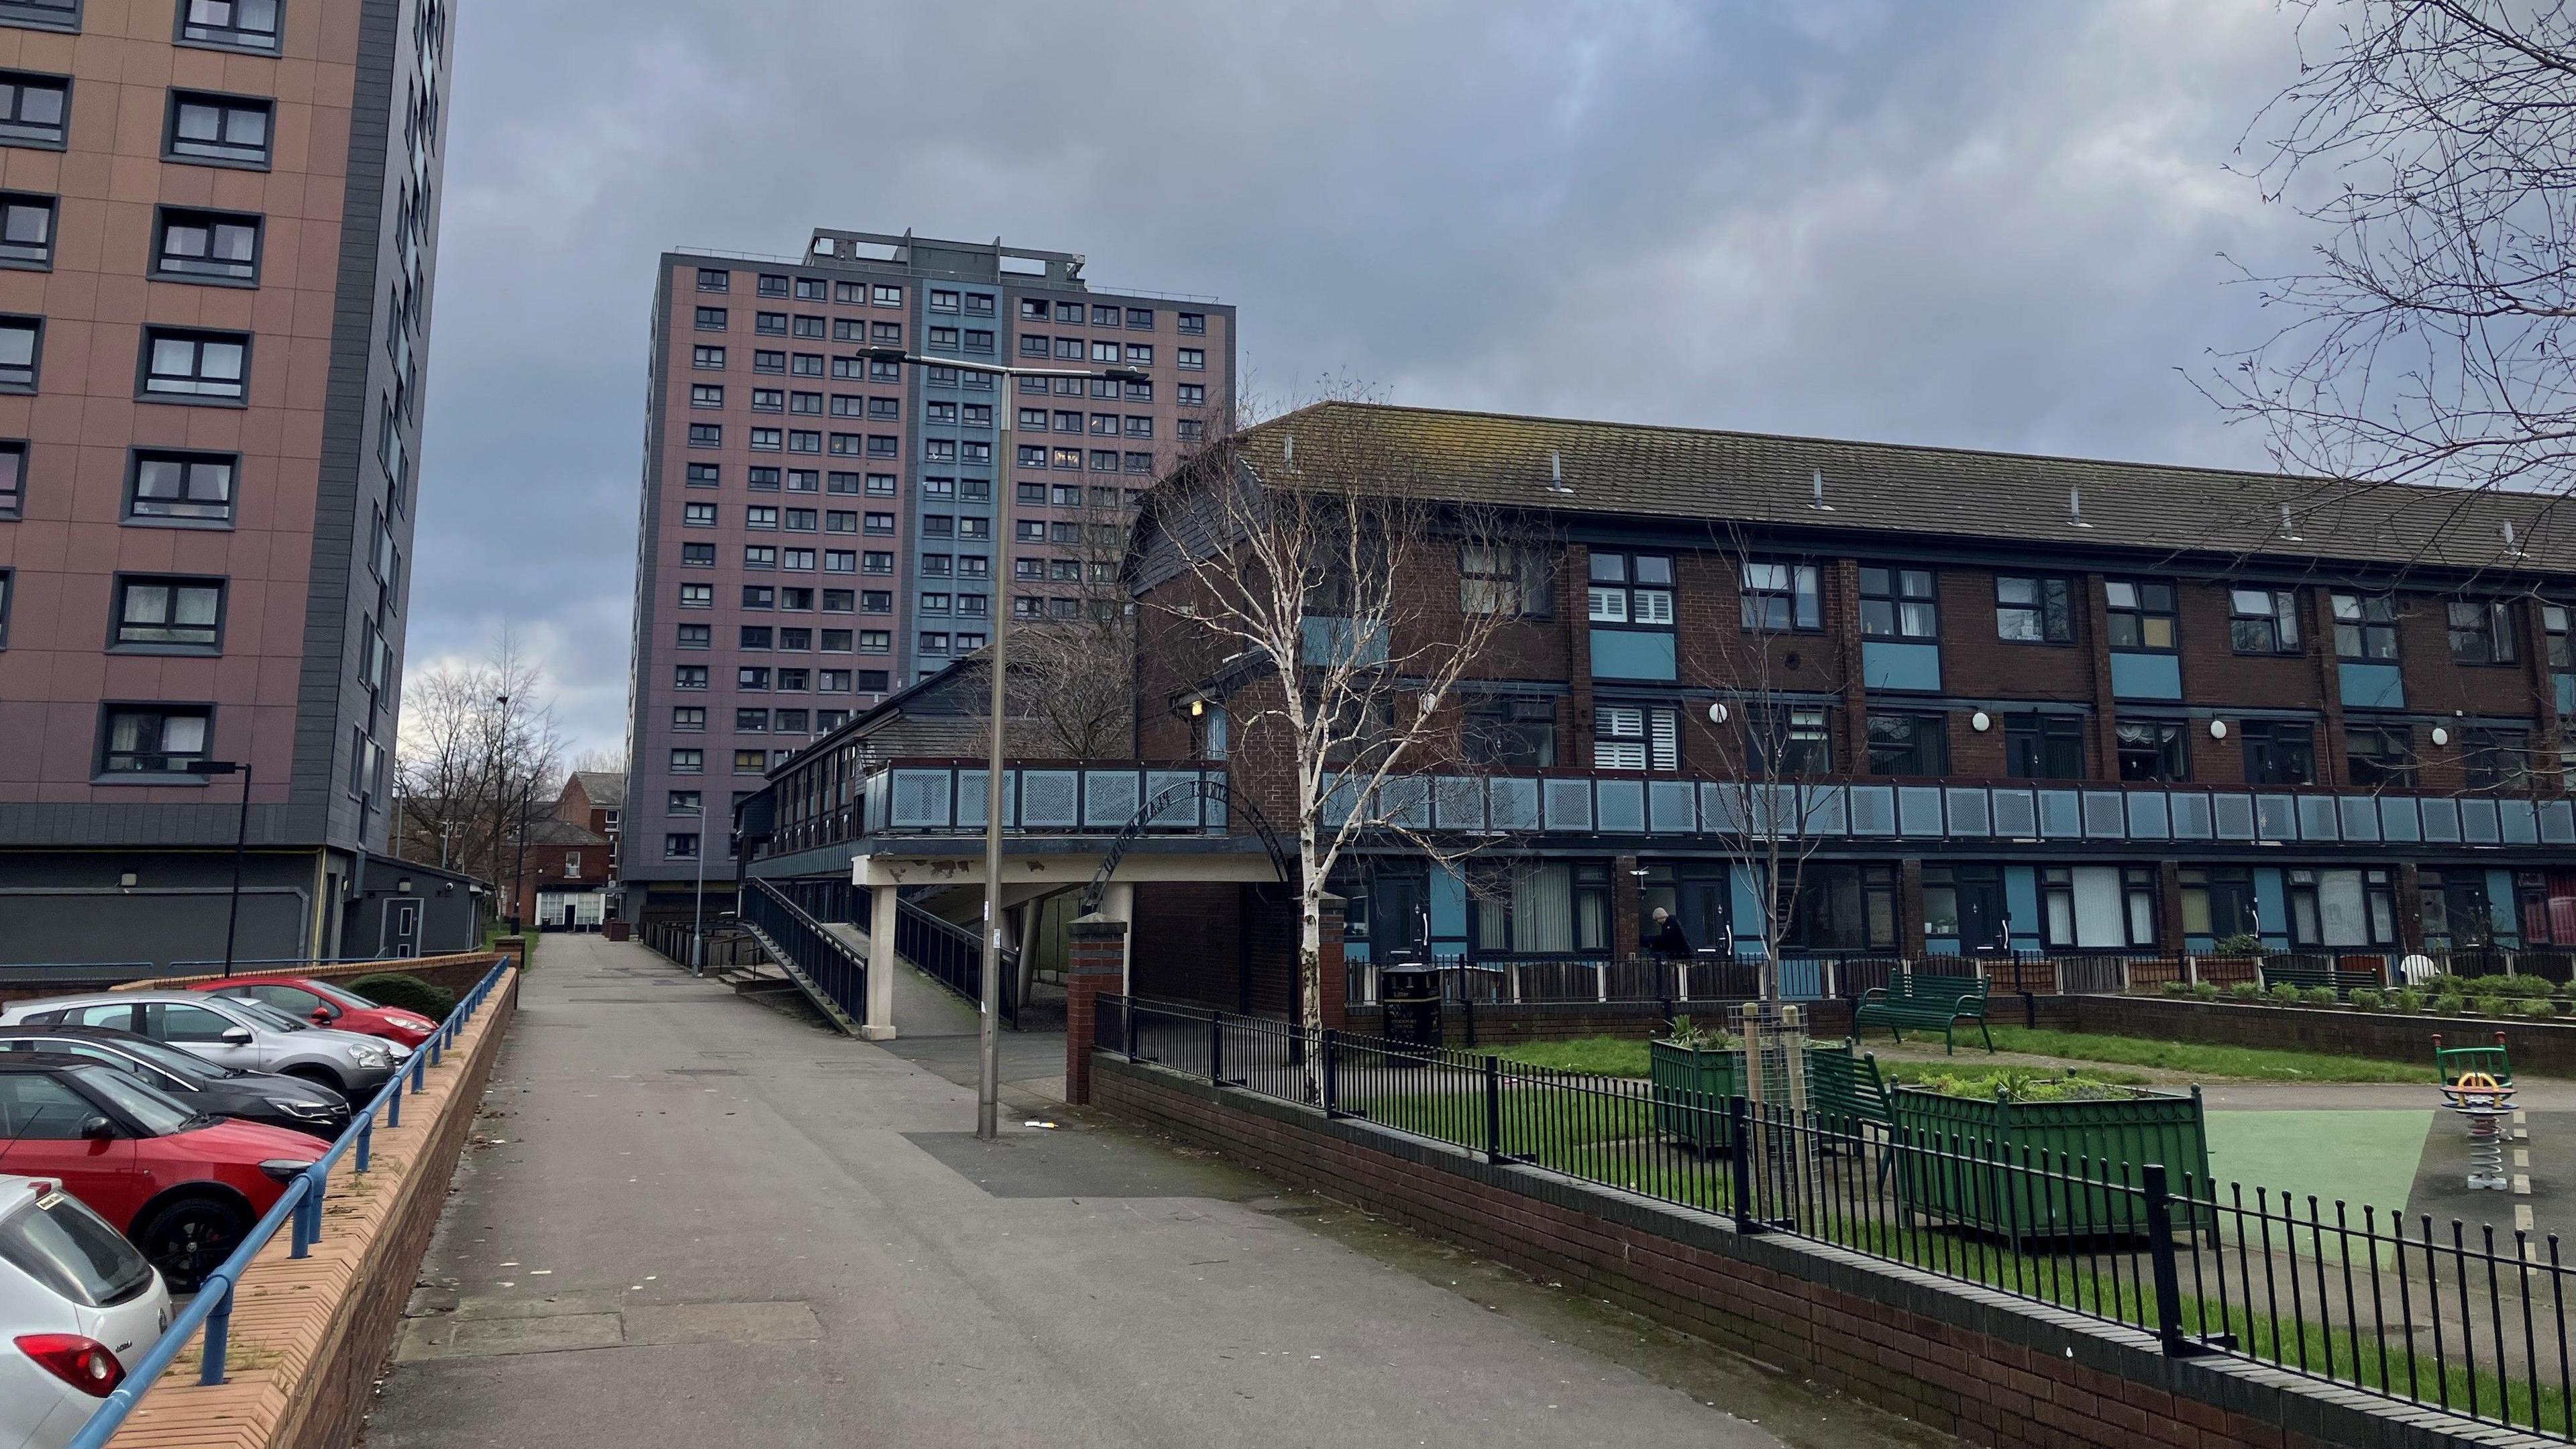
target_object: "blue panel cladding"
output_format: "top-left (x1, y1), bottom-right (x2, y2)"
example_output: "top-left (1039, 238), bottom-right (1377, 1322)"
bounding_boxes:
top-left (1923, 936), bottom-right (1963, 957)
top-left (1862, 640), bottom-right (1942, 693)
top-left (2109, 651), bottom-right (2182, 700)
top-left (2254, 868), bottom-right (2288, 949)
top-left (1589, 628), bottom-right (1676, 681)
top-left (1731, 867), bottom-right (1767, 957)
top-left (2489, 869), bottom-right (2522, 947)
top-left (1429, 863), bottom-right (1468, 952)
top-left (2005, 865), bottom-right (2041, 951)
top-left (2340, 661), bottom-right (2406, 710)
top-left (2560, 673), bottom-right (2576, 716)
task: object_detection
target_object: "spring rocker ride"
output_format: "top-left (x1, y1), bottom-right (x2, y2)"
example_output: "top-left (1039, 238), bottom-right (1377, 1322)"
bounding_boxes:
top-left (2435, 1031), bottom-right (2518, 1193)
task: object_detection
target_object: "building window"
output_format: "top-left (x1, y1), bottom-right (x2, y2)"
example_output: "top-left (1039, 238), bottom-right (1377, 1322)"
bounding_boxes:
top-left (1177, 347), bottom-right (1205, 370)
top-left (1746, 704), bottom-right (1831, 776)
top-left (2181, 866), bottom-right (2259, 943)
top-left (1460, 544), bottom-right (1550, 617)
top-left (1178, 311), bottom-right (1206, 335)
top-left (2463, 727), bottom-right (2532, 790)
top-left (2340, 723), bottom-right (2414, 788)
top-left (142, 327), bottom-right (249, 402)
top-left (668, 749), bottom-right (704, 775)
top-left (0, 192), bottom-right (51, 268)
top-left (166, 91), bottom-right (271, 166)
top-left (100, 704), bottom-right (211, 774)
top-left (1866, 710), bottom-right (1947, 776)
top-left (2104, 579), bottom-right (2177, 650)
top-left (127, 450), bottom-right (234, 522)
top-left (0, 0), bottom-right (78, 34)
top-left (674, 664), bottom-right (708, 690)
top-left (2228, 587), bottom-right (2300, 655)
top-left (2419, 868), bottom-right (2496, 950)
top-left (2241, 719), bottom-right (2317, 786)
top-left (2332, 592), bottom-right (2398, 659)
top-left (0, 72), bottom-right (66, 148)
top-left (1463, 696), bottom-right (1556, 768)
top-left (671, 704), bottom-right (705, 730)
top-left (665, 833), bottom-right (700, 860)
top-left (181, 0), bottom-right (282, 52)
top-left (1593, 704), bottom-right (1677, 771)
top-left (694, 267), bottom-right (728, 292)
top-left (0, 439), bottom-right (21, 518)
top-left (0, 315), bottom-right (38, 390)
top-left (2114, 718), bottom-right (2187, 782)
top-left (1858, 566), bottom-right (1937, 639)
top-left (2004, 712), bottom-right (2084, 780)
top-left (1739, 559), bottom-right (1821, 632)
top-left (677, 583), bottom-right (712, 608)
top-left (152, 207), bottom-right (258, 282)
top-left (2287, 867), bottom-right (2400, 949)
top-left (1781, 863), bottom-right (1898, 953)
top-left (2447, 599), bottom-right (2519, 665)
top-left (112, 576), bottom-right (223, 649)
top-left (2041, 866), bottom-right (2159, 950)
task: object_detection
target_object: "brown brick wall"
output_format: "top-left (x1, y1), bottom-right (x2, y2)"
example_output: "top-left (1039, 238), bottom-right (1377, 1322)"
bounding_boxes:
top-left (1093, 1055), bottom-right (2518, 1449)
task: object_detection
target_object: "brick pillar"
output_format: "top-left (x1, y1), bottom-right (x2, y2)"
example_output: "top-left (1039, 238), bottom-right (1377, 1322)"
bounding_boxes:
top-left (1063, 914), bottom-right (1130, 1106)
top-left (1316, 892), bottom-right (1349, 1030)
top-left (1565, 544), bottom-right (1595, 768)
top-left (2312, 588), bottom-right (2351, 785)
top-left (1827, 558), bottom-right (1869, 763)
top-left (1612, 855), bottom-right (1642, 957)
top-left (2155, 861), bottom-right (2186, 961)
top-left (2396, 862), bottom-right (2427, 955)
top-left (2080, 572), bottom-right (2121, 780)
top-left (1896, 859), bottom-right (1926, 962)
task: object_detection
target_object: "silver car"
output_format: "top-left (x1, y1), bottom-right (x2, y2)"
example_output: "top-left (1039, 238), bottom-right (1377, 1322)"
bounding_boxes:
top-left (0, 994), bottom-right (407, 1097)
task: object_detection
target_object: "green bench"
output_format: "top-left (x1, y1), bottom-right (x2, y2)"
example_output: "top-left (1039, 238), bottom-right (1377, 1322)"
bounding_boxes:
top-left (1806, 1043), bottom-right (1893, 1136)
top-left (2259, 960), bottom-right (2385, 998)
top-left (2434, 1030), bottom-right (2514, 1089)
top-left (1853, 972), bottom-right (1993, 1055)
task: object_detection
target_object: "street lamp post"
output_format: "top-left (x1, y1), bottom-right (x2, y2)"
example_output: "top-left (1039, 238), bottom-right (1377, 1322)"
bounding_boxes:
top-left (862, 345), bottom-right (1146, 1142)
top-left (186, 759), bottom-right (252, 978)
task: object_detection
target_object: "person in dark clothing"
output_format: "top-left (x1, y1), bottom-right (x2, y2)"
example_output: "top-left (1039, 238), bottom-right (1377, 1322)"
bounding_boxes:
top-left (1646, 906), bottom-right (1690, 959)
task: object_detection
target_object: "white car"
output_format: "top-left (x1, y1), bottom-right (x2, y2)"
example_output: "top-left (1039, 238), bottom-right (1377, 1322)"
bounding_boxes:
top-left (0, 994), bottom-right (407, 1099)
top-left (0, 1174), bottom-right (169, 1449)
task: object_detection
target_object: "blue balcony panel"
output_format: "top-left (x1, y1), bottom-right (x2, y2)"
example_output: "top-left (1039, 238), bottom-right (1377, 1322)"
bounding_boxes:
top-left (2379, 796), bottom-right (2421, 843)
top-left (1597, 777), bottom-right (1647, 833)
top-left (2109, 651), bottom-right (2182, 700)
top-left (1648, 779), bottom-right (1697, 833)
top-left (1432, 775), bottom-right (1485, 831)
top-left (2339, 661), bottom-right (2405, 710)
top-left (2295, 794), bottom-right (2339, 841)
top-left (2171, 792), bottom-right (2214, 840)
top-left (2543, 800), bottom-right (2576, 845)
top-left (1021, 768), bottom-right (1079, 828)
top-left (1849, 784), bottom-right (1897, 836)
top-left (2502, 798), bottom-right (2539, 847)
top-left (1945, 788), bottom-right (1990, 837)
top-left (2038, 790), bottom-right (2082, 839)
top-left (2082, 790), bottom-right (2125, 839)
top-left (2255, 795), bottom-right (2297, 841)
top-left (2213, 793), bottom-right (2257, 841)
top-left (1542, 777), bottom-right (1593, 833)
top-left (2461, 796), bottom-right (2502, 845)
top-left (1862, 640), bottom-right (1942, 693)
top-left (1806, 785), bottom-right (1850, 836)
top-left (1491, 776), bottom-right (1540, 831)
top-left (1589, 628), bottom-right (1676, 681)
top-left (2422, 798), bottom-right (2463, 843)
top-left (2125, 792), bottom-right (2170, 841)
top-left (2336, 796), bottom-right (2379, 843)
top-left (1897, 786), bottom-right (1945, 837)
top-left (1991, 788), bottom-right (2037, 839)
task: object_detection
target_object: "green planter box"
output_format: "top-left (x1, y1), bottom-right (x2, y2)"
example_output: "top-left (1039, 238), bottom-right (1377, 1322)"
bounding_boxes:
top-left (1648, 1040), bottom-right (1740, 1152)
top-left (1888, 1085), bottom-right (2211, 1241)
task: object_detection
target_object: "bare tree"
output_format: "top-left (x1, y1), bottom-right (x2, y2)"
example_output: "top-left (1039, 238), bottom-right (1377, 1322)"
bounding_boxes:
top-left (1146, 393), bottom-right (1541, 1047)
top-left (392, 631), bottom-right (565, 906)
top-left (951, 486), bottom-right (1140, 761)
top-left (2212, 1), bottom-right (2576, 502)
top-left (1688, 526), bottom-right (1862, 1001)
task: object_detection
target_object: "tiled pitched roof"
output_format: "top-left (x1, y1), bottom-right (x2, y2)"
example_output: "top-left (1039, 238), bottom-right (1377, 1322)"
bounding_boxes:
top-left (572, 771), bottom-right (626, 808)
top-left (1231, 402), bottom-right (2576, 579)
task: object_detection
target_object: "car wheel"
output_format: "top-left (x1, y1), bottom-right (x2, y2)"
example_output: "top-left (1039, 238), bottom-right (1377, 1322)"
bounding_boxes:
top-left (134, 1193), bottom-right (250, 1293)
top-left (282, 1064), bottom-right (349, 1095)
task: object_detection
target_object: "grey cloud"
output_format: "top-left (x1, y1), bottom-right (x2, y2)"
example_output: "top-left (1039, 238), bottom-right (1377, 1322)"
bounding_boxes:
top-left (411, 0), bottom-right (2316, 758)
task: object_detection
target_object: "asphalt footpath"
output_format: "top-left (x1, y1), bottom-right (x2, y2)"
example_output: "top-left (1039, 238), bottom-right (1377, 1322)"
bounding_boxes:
top-left (364, 934), bottom-right (1937, 1449)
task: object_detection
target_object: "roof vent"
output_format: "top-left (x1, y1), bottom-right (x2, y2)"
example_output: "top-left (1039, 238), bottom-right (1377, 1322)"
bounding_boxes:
top-left (1808, 469), bottom-right (1834, 512)
top-left (2068, 488), bottom-right (2093, 529)
top-left (1546, 450), bottom-right (1573, 494)
top-left (1282, 434), bottom-right (1295, 470)
top-left (2278, 504), bottom-right (2303, 543)
top-left (2505, 520), bottom-right (2526, 561)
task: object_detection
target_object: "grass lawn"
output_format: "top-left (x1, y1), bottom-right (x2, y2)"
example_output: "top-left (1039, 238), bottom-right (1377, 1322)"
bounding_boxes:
top-left (1493, 1027), bottom-right (2434, 1085)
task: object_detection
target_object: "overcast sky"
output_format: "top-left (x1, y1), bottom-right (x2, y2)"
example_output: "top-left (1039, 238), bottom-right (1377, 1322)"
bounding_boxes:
top-left (408, 0), bottom-right (2316, 761)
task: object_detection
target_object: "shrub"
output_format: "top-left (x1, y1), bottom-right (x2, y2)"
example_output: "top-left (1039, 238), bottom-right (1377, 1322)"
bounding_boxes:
top-left (2190, 980), bottom-right (2222, 1000)
top-left (2522, 998), bottom-right (2559, 1019)
top-left (2229, 981), bottom-right (2263, 1002)
top-left (2269, 983), bottom-right (2306, 1005)
top-left (2392, 988), bottom-right (2427, 1013)
top-left (2349, 988), bottom-right (2385, 1011)
top-left (1662, 1014), bottom-right (1736, 1051)
top-left (2213, 932), bottom-right (2265, 957)
top-left (2434, 995), bottom-right (2467, 1015)
top-left (2159, 979), bottom-right (2193, 996)
top-left (2301, 985), bottom-right (2341, 1007)
top-left (345, 971), bottom-right (455, 1022)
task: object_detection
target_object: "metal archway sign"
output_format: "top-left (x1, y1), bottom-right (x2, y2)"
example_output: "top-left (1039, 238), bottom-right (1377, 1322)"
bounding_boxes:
top-left (1078, 777), bottom-right (1293, 916)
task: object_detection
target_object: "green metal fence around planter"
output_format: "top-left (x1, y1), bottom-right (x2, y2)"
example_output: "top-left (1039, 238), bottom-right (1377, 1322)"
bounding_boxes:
top-left (1887, 1085), bottom-right (2212, 1241)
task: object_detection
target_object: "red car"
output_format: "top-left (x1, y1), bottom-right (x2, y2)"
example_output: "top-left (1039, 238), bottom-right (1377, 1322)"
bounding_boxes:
top-left (187, 975), bottom-right (440, 1049)
top-left (0, 1055), bottom-right (318, 1290)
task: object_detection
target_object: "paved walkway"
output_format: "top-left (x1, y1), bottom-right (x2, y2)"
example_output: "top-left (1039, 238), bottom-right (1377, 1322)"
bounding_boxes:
top-left (368, 936), bottom-right (1931, 1449)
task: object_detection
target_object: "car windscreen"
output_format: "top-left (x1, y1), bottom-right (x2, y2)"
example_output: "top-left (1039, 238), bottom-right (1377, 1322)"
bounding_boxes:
top-left (315, 981), bottom-right (379, 1010)
top-left (0, 1188), bottom-right (155, 1307)
top-left (100, 1033), bottom-right (241, 1081)
top-left (223, 998), bottom-right (311, 1033)
top-left (67, 1065), bottom-right (201, 1136)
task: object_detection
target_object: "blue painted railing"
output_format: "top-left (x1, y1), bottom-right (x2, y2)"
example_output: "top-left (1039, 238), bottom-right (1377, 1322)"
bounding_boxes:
top-left (66, 957), bottom-right (514, 1449)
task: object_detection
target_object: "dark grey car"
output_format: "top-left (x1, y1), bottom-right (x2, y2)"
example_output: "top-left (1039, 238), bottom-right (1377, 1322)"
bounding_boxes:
top-left (0, 1026), bottom-right (352, 1140)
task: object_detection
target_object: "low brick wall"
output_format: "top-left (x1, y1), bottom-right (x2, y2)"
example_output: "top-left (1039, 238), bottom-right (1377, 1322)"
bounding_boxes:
top-left (1093, 1053), bottom-right (2534, 1449)
top-left (1344, 998), bottom-right (1860, 1047)
top-left (113, 949), bottom-right (511, 1007)
top-left (106, 966), bottom-right (519, 1449)
top-left (2067, 994), bottom-right (2576, 1071)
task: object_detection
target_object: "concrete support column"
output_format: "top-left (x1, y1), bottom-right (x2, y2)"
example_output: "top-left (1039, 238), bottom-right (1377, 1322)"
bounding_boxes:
top-left (1063, 914), bottom-right (1129, 1106)
top-left (1102, 881), bottom-right (1135, 996)
top-left (863, 883), bottom-right (898, 1040)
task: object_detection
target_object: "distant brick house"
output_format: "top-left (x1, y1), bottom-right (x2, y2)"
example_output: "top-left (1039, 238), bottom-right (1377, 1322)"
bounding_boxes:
top-left (511, 774), bottom-right (621, 930)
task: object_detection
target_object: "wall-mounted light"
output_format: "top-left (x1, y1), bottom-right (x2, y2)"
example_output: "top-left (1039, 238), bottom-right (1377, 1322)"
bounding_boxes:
top-left (1188, 698), bottom-right (1204, 718)
top-left (1969, 710), bottom-right (1992, 733)
top-left (396, 877), bottom-right (415, 895)
top-left (2208, 719), bottom-right (2229, 740)
top-left (1707, 702), bottom-right (1730, 725)
top-left (2432, 726), bottom-right (2452, 747)
top-left (117, 871), bottom-right (137, 889)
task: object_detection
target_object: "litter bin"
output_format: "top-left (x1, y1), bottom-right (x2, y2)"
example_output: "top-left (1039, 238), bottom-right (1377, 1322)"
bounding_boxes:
top-left (1379, 963), bottom-right (1443, 1051)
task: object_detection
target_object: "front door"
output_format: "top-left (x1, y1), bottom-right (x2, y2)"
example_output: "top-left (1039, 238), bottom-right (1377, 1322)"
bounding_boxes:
top-left (1371, 869), bottom-right (1430, 964)
top-left (382, 899), bottom-right (421, 958)
top-left (1955, 869), bottom-right (2010, 955)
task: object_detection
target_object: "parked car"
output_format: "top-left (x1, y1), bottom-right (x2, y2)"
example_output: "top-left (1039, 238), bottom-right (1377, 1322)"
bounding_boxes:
top-left (186, 975), bottom-right (440, 1049)
top-left (0, 1056), bottom-right (316, 1291)
top-left (0, 1173), bottom-right (170, 1449)
top-left (0, 995), bottom-right (404, 1099)
top-left (0, 1027), bottom-right (351, 1141)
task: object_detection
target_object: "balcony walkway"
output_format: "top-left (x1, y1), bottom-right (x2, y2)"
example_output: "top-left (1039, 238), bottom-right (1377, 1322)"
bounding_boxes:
top-left (366, 934), bottom-right (1921, 1448)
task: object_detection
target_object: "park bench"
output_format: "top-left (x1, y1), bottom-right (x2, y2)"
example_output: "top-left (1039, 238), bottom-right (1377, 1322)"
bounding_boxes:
top-left (1807, 1044), bottom-right (1892, 1136)
top-left (2259, 959), bottom-right (2385, 998)
top-left (1852, 972), bottom-right (1993, 1055)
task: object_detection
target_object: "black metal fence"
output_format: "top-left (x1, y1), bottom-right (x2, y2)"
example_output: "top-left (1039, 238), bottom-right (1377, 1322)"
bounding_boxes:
top-left (741, 879), bottom-right (868, 1025)
top-left (895, 897), bottom-right (1017, 1027)
top-left (637, 919), bottom-right (767, 971)
top-left (1099, 994), bottom-right (2576, 1441)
